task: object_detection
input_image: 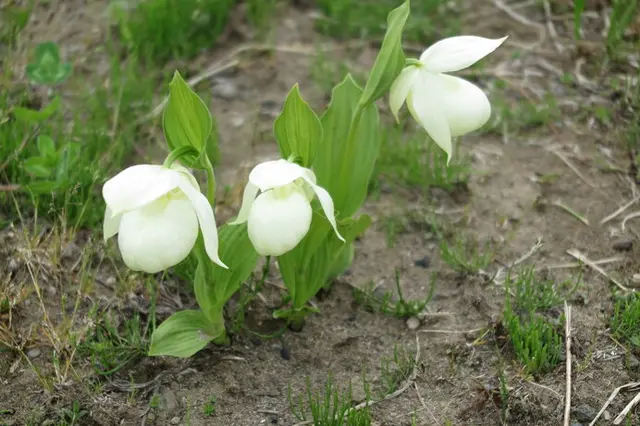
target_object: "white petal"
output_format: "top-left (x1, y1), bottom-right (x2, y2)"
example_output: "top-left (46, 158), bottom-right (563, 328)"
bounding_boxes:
top-left (247, 189), bottom-right (312, 256)
top-left (103, 206), bottom-right (121, 242)
top-left (176, 174), bottom-right (228, 269)
top-left (407, 71), bottom-right (452, 163)
top-left (248, 159), bottom-right (307, 191)
top-left (103, 165), bottom-right (181, 216)
top-left (228, 182), bottom-right (259, 225)
top-left (389, 66), bottom-right (419, 122)
top-left (299, 169), bottom-right (344, 243)
top-left (117, 197), bottom-right (199, 273)
top-left (437, 74), bottom-right (491, 137)
top-left (419, 35), bottom-right (508, 73)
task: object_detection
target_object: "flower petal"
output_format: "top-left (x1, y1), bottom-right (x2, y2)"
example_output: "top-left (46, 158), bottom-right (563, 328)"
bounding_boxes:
top-left (103, 206), bottom-right (121, 242)
top-left (177, 175), bottom-right (228, 269)
top-left (247, 189), bottom-right (312, 256)
top-left (419, 35), bottom-right (508, 73)
top-left (229, 182), bottom-right (259, 225)
top-left (389, 66), bottom-right (419, 122)
top-left (437, 74), bottom-right (491, 137)
top-left (299, 169), bottom-right (344, 242)
top-left (118, 197), bottom-right (199, 273)
top-left (248, 159), bottom-right (307, 191)
top-left (407, 71), bottom-right (452, 163)
top-left (103, 165), bottom-right (181, 216)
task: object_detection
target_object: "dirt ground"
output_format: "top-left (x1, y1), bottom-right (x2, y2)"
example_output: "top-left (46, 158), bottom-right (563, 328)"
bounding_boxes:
top-left (2, 1), bottom-right (640, 425)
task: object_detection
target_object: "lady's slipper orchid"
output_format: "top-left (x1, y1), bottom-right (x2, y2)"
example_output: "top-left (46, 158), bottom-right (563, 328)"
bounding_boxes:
top-left (103, 164), bottom-right (227, 273)
top-left (390, 35), bottom-right (508, 162)
top-left (230, 159), bottom-right (344, 256)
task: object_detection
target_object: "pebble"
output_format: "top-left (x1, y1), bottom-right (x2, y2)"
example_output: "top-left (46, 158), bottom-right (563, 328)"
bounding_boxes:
top-left (27, 348), bottom-right (41, 359)
top-left (8, 258), bottom-right (19, 273)
top-left (628, 354), bottom-right (640, 375)
top-left (413, 256), bottom-right (431, 269)
top-left (603, 410), bottom-right (611, 421)
top-left (572, 404), bottom-right (597, 423)
top-left (280, 346), bottom-right (291, 361)
top-left (170, 416), bottom-right (180, 425)
top-left (612, 238), bottom-right (633, 251)
top-left (213, 78), bottom-right (238, 100)
top-left (406, 316), bottom-right (421, 330)
top-left (105, 276), bottom-right (117, 287)
top-left (162, 388), bottom-right (179, 412)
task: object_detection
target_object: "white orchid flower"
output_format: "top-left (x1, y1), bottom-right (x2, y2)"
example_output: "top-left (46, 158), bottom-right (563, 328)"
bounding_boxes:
top-left (103, 164), bottom-right (227, 273)
top-left (230, 159), bottom-right (344, 256)
top-left (390, 35), bottom-right (508, 162)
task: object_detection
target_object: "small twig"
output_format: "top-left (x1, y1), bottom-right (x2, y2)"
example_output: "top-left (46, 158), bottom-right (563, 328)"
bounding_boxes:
top-left (550, 200), bottom-right (589, 226)
top-left (563, 301), bottom-right (572, 426)
top-left (566, 249), bottom-right (631, 292)
top-left (541, 0), bottom-right (563, 53)
top-left (220, 355), bottom-right (247, 362)
top-left (613, 391), bottom-right (640, 424)
top-left (589, 382), bottom-right (640, 426)
top-left (526, 380), bottom-right (562, 399)
top-left (547, 256), bottom-right (624, 270)
top-left (601, 195), bottom-right (640, 224)
top-left (492, 0), bottom-right (546, 48)
top-left (414, 382), bottom-right (439, 425)
top-left (257, 409), bottom-right (280, 415)
top-left (621, 211), bottom-right (640, 232)
top-left (0, 184), bottom-right (21, 192)
top-left (548, 149), bottom-right (598, 189)
top-left (418, 328), bottom-right (485, 335)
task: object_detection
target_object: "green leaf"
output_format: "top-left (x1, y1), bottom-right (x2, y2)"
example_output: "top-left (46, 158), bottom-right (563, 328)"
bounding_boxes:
top-left (194, 224), bottom-right (259, 323)
top-left (273, 84), bottom-right (323, 167)
top-left (162, 71), bottom-right (212, 166)
top-left (26, 181), bottom-right (58, 194)
top-left (26, 42), bottom-right (72, 85)
top-left (23, 157), bottom-right (53, 178)
top-left (314, 75), bottom-right (380, 218)
top-left (12, 96), bottom-right (61, 123)
top-left (37, 135), bottom-right (56, 158)
top-left (148, 310), bottom-right (222, 358)
top-left (360, 0), bottom-right (410, 105)
top-left (277, 212), bottom-right (371, 310)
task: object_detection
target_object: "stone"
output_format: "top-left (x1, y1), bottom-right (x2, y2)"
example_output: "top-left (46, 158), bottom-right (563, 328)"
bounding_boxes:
top-left (612, 238), bottom-right (633, 251)
top-left (406, 316), bottom-right (421, 330)
top-left (27, 348), bottom-right (41, 359)
top-left (572, 404), bottom-right (597, 423)
top-left (162, 388), bottom-right (179, 413)
top-left (213, 78), bottom-right (238, 100)
top-left (170, 416), bottom-right (180, 425)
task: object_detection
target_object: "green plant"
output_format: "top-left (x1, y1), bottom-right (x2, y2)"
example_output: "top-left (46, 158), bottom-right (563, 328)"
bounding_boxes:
top-left (507, 266), bottom-right (581, 313)
top-left (289, 375), bottom-right (372, 426)
top-left (315, 0), bottom-right (459, 44)
top-left (0, 3), bottom-right (31, 47)
top-left (56, 401), bottom-right (87, 426)
top-left (372, 127), bottom-right (470, 194)
top-left (439, 234), bottom-right (494, 274)
top-left (203, 396), bottom-right (217, 417)
top-left (377, 344), bottom-right (414, 398)
top-left (26, 42), bottom-right (72, 85)
top-left (611, 293), bottom-right (640, 347)
top-left (606, 0), bottom-right (639, 57)
top-left (353, 269), bottom-right (434, 318)
top-left (79, 312), bottom-right (150, 375)
top-left (113, 0), bottom-right (236, 63)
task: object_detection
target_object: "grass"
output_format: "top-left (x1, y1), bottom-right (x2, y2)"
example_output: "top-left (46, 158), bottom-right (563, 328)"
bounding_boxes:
top-left (502, 267), bottom-right (570, 377)
top-left (353, 268), bottom-right (435, 319)
top-left (611, 293), bottom-right (640, 348)
top-left (439, 234), bottom-right (494, 274)
top-left (289, 375), bottom-right (372, 426)
top-left (372, 126), bottom-right (471, 195)
top-left (377, 344), bottom-right (414, 398)
top-left (315, 0), bottom-right (460, 44)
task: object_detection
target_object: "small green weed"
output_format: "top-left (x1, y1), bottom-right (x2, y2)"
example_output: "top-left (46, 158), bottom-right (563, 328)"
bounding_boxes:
top-left (56, 401), bottom-right (87, 426)
top-left (377, 344), bottom-right (414, 398)
top-left (316, 0), bottom-right (459, 44)
top-left (373, 127), bottom-right (470, 194)
top-left (79, 311), bottom-right (151, 375)
top-left (439, 234), bottom-right (494, 274)
top-left (507, 266), bottom-right (581, 313)
top-left (289, 375), bottom-right (372, 426)
top-left (487, 86), bottom-right (561, 135)
top-left (503, 269), bottom-right (565, 377)
top-left (112, 0), bottom-right (235, 64)
top-left (0, 3), bottom-right (31, 47)
top-left (203, 396), bottom-right (217, 417)
top-left (606, 0), bottom-right (639, 57)
top-left (353, 269), bottom-right (434, 319)
top-left (611, 293), bottom-right (640, 348)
